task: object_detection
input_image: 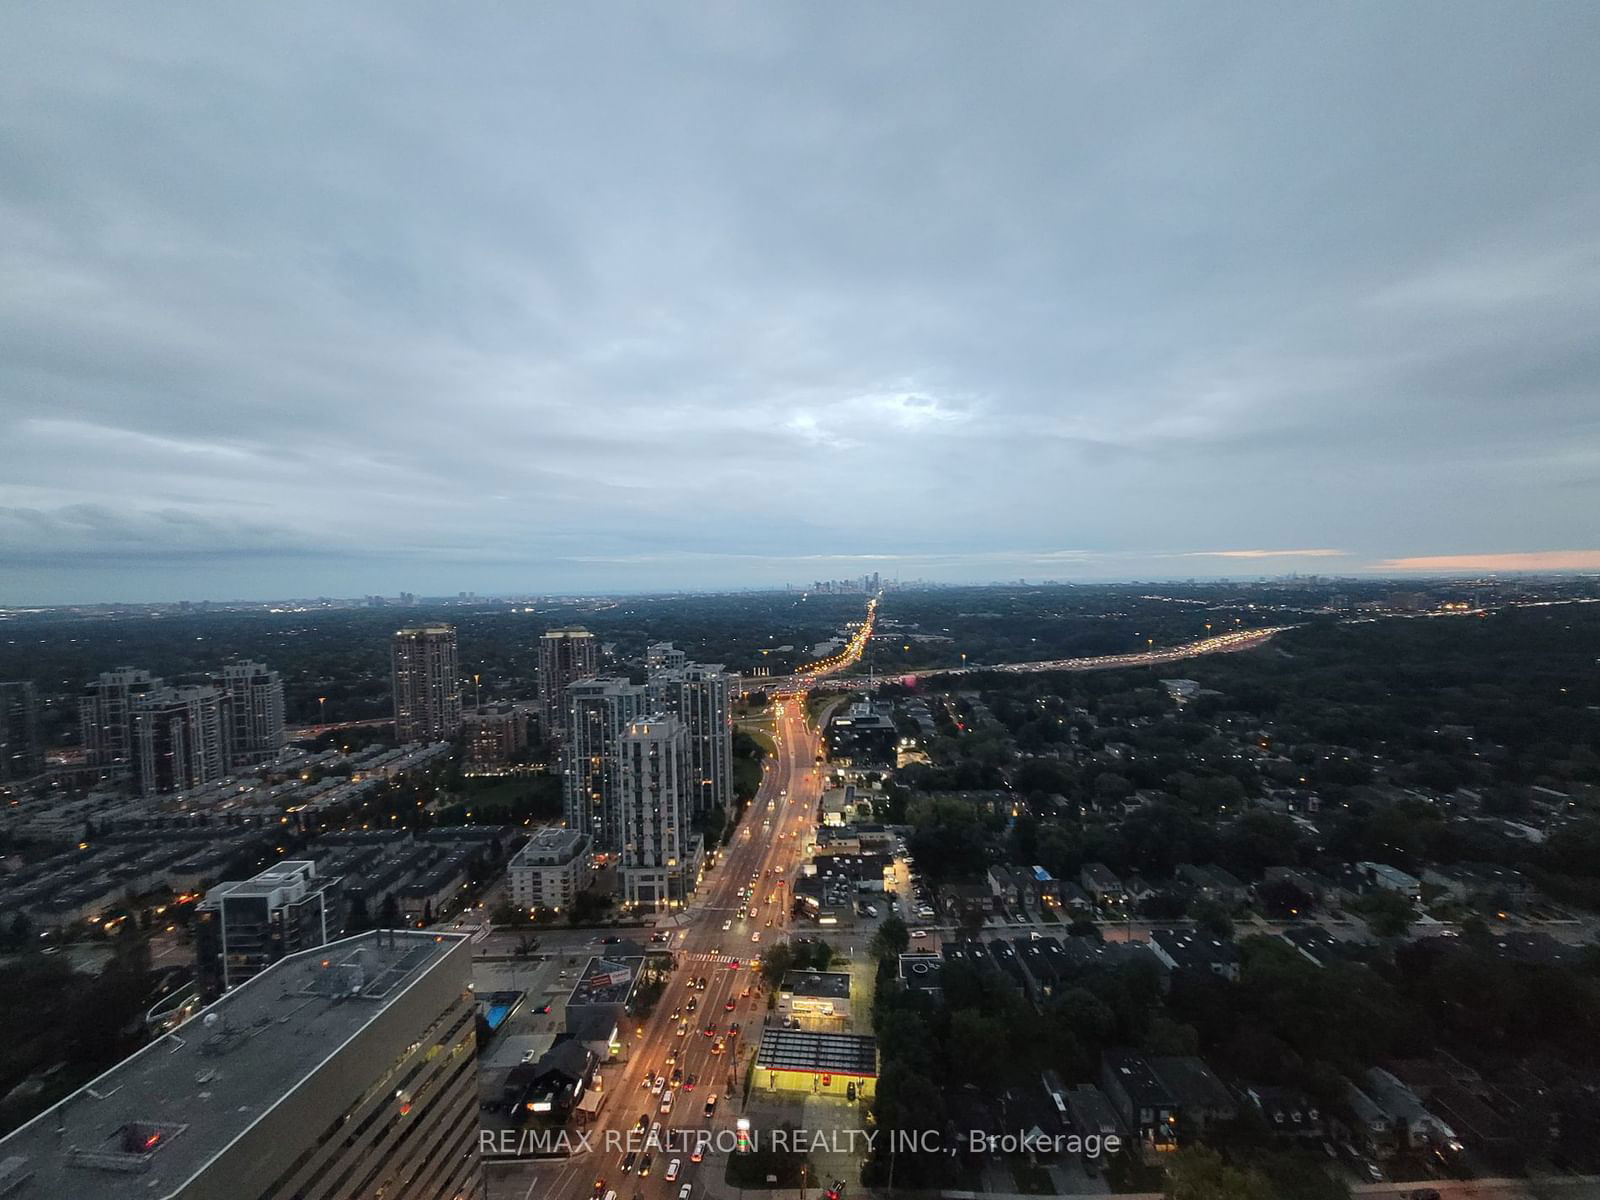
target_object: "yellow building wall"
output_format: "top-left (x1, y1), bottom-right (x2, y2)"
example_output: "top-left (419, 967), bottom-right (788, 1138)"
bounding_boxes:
top-left (757, 1067), bottom-right (876, 1101)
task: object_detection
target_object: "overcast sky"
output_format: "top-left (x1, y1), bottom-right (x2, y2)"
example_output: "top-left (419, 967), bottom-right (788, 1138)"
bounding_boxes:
top-left (2, 5), bottom-right (1597, 603)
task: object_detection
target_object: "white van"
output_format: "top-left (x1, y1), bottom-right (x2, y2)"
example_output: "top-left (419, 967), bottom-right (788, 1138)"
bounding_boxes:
top-left (665, 1160), bottom-right (681, 1182)
top-left (660, 1089), bottom-right (675, 1114)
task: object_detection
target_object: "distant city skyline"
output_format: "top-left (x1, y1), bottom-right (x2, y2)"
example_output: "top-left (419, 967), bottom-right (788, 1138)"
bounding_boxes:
top-left (4, 550), bottom-right (1600, 607)
top-left (3, 6), bottom-right (1597, 605)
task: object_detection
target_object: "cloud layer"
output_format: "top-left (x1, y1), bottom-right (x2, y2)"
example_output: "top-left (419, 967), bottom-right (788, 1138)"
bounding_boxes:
top-left (2, 5), bottom-right (1597, 601)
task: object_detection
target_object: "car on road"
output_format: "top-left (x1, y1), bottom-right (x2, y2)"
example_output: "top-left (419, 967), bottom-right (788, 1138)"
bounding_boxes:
top-left (686, 997), bottom-right (697, 1013)
top-left (711, 1037), bottom-right (725, 1055)
top-left (764, 919), bottom-right (772, 928)
top-left (592, 1179), bottom-right (606, 1199)
top-left (652, 1076), bottom-right (665, 1095)
top-left (695, 976), bottom-right (708, 990)
top-left (620, 1153), bottom-right (637, 1175)
top-left (751, 932), bottom-right (761, 942)
top-left (690, 1143), bottom-right (704, 1163)
top-left (639, 1155), bottom-right (653, 1177)
top-left (642, 1072), bottom-right (655, 1090)
top-left (670, 1067), bottom-right (683, 1087)
top-left (679, 1185), bottom-right (692, 1200)
top-left (684, 1073), bottom-right (697, 1091)
top-left (659, 1090), bottom-right (674, 1114)
top-left (704, 1022), bottom-right (717, 1036)
top-left (664, 1048), bottom-right (677, 1066)
top-left (665, 1160), bottom-right (681, 1182)
top-left (722, 920), bottom-right (732, 931)
top-left (635, 1114), bottom-right (650, 1133)
top-left (911, 930), bottom-right (928, 939)
top-left (603, 936), bottom-right (622, 944)
top-left (724, 999), bottom-right (736, 1011)
top-left (703, 1094), bottom-right (718, 1117)
top-left (677, 1021), bottom-right (688, 1037)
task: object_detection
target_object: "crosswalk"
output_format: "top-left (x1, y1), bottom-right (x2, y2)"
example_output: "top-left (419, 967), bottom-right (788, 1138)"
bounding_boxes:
top-left (682, 951), bottom-right (741, 964)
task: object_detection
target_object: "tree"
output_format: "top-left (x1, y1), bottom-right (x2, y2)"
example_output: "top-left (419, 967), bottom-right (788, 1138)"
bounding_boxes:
top-left (1140, 891), bottom-right (1191, 920)
top-left (905, 795), bottom-right (990, 881)
top-left (1355, 890), bottom-right (1415, 939)
top-left (1163, 1147), bottom-right (1273, 1200)
top-left (1142, 1016), bottom-right (1200, 1057)
top-left (870, 915), bottom-right (910, 963)
top-left (1256, 878), bottom-right (1313, 920)
top-left (1054, 988), bottom-right (1116, 1046)
top-left (957, 903), bottom-right (987, 941)
top-left (1251, 1153), bottom-right (1349, 1200)
top-left (1191, 899), bottom-right (1235, 940)
top-left (759, 942), bottom-right (796, 990)
top-left (948, 1009), bottom-right (1008, 1088)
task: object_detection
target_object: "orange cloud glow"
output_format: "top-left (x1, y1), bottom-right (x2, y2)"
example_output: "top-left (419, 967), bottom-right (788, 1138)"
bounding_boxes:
top-left (1378, 550), bottom-right (1600, 572)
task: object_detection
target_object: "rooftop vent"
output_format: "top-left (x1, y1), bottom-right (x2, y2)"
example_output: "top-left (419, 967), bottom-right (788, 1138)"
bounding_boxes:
top-left (67, 1122), bottom-right (188, 1174)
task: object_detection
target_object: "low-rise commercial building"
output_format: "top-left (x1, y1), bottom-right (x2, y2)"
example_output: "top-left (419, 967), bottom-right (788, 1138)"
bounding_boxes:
top-left (753, 1028), bottom-right (877, 1101)
top-left (777, 971), bottom-right (852, 1026)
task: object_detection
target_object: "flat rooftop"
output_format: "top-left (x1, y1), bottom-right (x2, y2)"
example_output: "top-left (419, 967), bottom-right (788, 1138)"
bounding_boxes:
top-left (755, 1028), bottom-right (878, 1078)
top-left (0, 930), bottom-right (468, 1200)
top-left (781, 970), bottom-right (851, 999)
top-left (566, 956), bottom-right (640, 1007)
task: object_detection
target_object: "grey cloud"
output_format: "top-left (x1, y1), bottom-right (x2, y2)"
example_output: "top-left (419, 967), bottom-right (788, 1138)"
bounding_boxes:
top-left (1, 3), bottom-right (1598, 602)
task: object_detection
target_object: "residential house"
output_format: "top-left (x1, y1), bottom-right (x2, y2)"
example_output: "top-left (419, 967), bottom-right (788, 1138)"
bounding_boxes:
top-left (1355, 862), bottom-right (1422, 901)
top-left (1344, 1081), bottom-right (1398, 1159)
top-left (1245, 1086), bottom-right (1324, 1141)
top-left (1176, 863), bottom-right (1247, 905)
top-left (1149, 1056), bottom-right (1238, 1136)
top-left (1062, 1084), bottom-right (1125, 1163)
top-left (1101, 1050), bottom-right (1178, 1154)
top-left (1080, 863), bottom-right (1125, 908)
top-left (988, 864), bottom-right (1027, 911)
top-left (1148, 929), bottom-right (1241, 981)
top-left (1421, 864), bottom-right (1535, 907)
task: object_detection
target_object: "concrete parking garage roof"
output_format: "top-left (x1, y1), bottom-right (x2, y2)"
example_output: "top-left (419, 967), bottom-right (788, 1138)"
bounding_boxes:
top-left (0, 930), bottom-right (467, 1200)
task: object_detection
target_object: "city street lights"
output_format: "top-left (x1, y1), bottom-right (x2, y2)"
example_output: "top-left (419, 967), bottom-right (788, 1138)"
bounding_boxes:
top-left (318, 696), bottom-right (327, 724)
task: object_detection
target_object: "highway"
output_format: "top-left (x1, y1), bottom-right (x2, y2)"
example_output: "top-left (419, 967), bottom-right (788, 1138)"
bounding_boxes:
top-left (753, 622), bottom-right (1291, 695)
top-left (494, 604), bottom-right (877, 1200)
